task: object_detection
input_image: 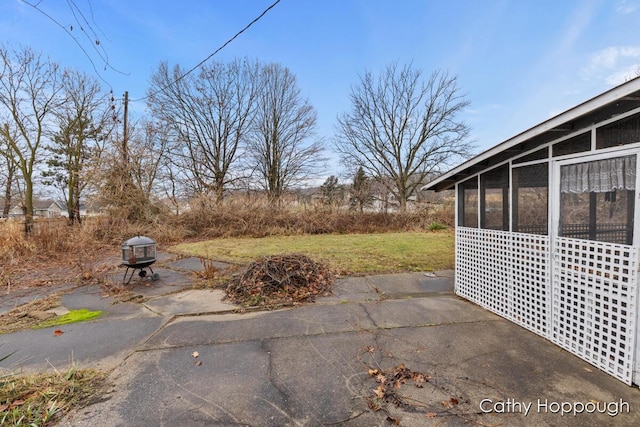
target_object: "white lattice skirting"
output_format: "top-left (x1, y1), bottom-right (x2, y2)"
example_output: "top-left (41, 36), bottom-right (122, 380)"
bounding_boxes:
top-left (455, 227), bottom-right (639, 385)
top-left (552, 237), bottom-right (638, 384)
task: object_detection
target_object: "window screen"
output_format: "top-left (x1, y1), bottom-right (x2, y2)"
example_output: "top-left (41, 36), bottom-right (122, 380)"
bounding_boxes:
top-left (559, 155), bottom-right (635, 245)
top-left (512, 163), bottom-right (548, 234)
top-left (552, 132), bottom-right (591, 157)
top-left (597, 113), bottom-right (640, 149)
top-left (458, 178), bottom-right (478, 227)
top-left (480, 165), bottom-right (509, 230)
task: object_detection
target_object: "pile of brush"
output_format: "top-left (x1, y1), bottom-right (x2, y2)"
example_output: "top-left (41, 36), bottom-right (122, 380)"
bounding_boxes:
top-left (224, 253), bottom-right (334, 308)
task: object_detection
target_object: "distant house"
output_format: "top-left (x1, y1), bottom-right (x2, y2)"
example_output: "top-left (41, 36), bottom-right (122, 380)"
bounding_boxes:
top-left (0, 199), bottom-right (66, 219)
top-left (70, 201), bottom-right (105, 218)
top-left (424, 76), bottom-right (640, 387)
top-left (33, 200), bottom-right (66, 218)
top-left (0, 202), bottom-right (22, 218)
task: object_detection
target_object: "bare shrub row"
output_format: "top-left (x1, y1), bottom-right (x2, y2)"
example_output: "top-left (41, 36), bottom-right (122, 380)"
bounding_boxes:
top-left (0, 197), bottom-right (454, 271)
top-left (173, 205), bottom-right (453, 238)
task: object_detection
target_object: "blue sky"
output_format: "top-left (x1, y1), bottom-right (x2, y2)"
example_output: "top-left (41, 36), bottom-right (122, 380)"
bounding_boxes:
top-left (2, 0), bottom-right (640, 177)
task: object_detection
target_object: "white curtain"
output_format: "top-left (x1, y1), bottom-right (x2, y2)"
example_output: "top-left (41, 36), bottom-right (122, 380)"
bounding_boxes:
top-left (560, 155), bottom-right (636, 193)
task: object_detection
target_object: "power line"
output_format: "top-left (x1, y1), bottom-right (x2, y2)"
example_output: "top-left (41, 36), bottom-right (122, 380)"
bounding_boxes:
top-left (133, 0), bottom-right (281, 103)
top-left (20, 0), bottom-right (128, 89)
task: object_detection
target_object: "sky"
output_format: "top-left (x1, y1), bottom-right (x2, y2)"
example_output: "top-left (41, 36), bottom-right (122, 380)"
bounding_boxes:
top-left (1, 0), bottom-right (640, 179)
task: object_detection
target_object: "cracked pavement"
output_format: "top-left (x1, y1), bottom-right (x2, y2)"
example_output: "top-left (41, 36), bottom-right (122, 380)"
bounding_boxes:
top-left (2, 259), bottom-right (640, 426)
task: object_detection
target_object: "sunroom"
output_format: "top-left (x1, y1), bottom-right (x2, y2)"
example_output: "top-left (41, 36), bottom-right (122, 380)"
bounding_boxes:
top-left (423, 76), bottom-right (640, 386)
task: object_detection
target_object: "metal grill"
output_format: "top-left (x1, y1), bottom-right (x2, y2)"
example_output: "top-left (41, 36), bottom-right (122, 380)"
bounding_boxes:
top-left (552, 237), bottom-right (638, 384)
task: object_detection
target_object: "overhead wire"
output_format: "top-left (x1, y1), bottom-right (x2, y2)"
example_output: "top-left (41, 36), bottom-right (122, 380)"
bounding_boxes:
top-left (132, 0), bottom-right (281, 103)
top-left (19, 0), bottom-right (281, 102)
top-left (19, 0), bottom-right (128, 90)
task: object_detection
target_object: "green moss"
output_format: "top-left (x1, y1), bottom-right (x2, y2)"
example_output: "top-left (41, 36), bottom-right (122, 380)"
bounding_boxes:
top-left (35, 309), bottom-right (103, 329)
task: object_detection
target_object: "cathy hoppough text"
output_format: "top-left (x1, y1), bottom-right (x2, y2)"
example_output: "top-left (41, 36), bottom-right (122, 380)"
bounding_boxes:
top-left (479, 398), bottom-right (630, 417)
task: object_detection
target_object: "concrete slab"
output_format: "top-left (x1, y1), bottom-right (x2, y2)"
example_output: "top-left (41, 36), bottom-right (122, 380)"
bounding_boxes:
top-left (0, 283), bottom-right (77, 316)
top-left (141, 303), bottom-right (376, 350)
top-left (365, 272), bottom-right (454, 296)
top-left (365, 295), bottom-right (501, 328)
top-left (142, 289), bottom-right (235, 316)
top-left (434, 269), bottom-right (455, 278)
top-left (320, 275), bottom-right (382, 303)
top-left (166, 256), bottom-right (230, 272)
top-left (109, 267), bottom-right (193, 298)
top-left (60, 295), bottom-right (640, 427)
top-left (4, 266), bottom-right (639, 427)
top-left (0, 316), bottom-right (165, 373)
top-left (61, 286), bottom-right (157, 320)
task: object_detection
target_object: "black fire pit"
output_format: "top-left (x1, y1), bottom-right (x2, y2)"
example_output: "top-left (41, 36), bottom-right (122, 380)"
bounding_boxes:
top-left (120, 235), bottom-right (160, 285)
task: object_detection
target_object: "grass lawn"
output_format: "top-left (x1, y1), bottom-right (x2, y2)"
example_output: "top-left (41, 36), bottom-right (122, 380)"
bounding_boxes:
top-left (171, 231), bottom-right (454, 274)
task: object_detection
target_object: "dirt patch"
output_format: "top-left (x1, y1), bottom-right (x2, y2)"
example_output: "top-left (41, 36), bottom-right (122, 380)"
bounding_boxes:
top-left (0, 294), bottom-right (63, 334)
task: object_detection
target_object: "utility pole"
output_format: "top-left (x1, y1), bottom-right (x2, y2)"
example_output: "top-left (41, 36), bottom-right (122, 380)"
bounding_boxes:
top-left (122, 90), bottom-right (129, 164)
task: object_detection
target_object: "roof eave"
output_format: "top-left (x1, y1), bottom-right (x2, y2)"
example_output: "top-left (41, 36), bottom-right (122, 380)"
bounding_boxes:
top-left (422, 76), bottom-right (640, 192)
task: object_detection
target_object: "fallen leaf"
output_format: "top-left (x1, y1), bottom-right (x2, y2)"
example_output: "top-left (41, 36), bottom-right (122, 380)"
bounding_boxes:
top-left (450, 397), bottom-right (459, 405)
top-left (366, 345), bottom-right (375, 353)
top-left (386, 416), bottom-right (400, 425)
top-left (375, 373), bottom-right (386, 383)
top-left (10, 399), bottom-right (26, 407)
top-left (584, 367), bottom-right (593, 372)
top-left (54, 329), bottom-right (64, 336)
top-left (191, 351), bottom-right (199, 358)
top-left (426, 412), bottom-right (438, 418)
top-left (374, 385), bottom-right (385, 398)
top-left (413, 373), bottom-right (428, 383)
top-left (368, 368), bottom-right (379, 376)
top-left (194, 360), bottom-right (202, 366)
top-left (0, 404), bottom-right (6, 411)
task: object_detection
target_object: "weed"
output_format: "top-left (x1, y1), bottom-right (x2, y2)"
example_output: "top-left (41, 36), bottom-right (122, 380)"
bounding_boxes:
top-left (0, 367), bottom-right (107, 426)
top-left (427, 221), bottom-right (448, 231)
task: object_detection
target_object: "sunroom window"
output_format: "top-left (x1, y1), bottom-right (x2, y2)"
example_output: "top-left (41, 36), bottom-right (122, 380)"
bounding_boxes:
top-left (480, 165), bottom-right (509, 230)
top-left (512, 163), bottom-right (548, 234)
top-left (559, 155), bottom-right (636, 245)
top-left (458, 178), bottom-right (478, 227)
top-left (596, 112), bottom-right (640, 149)
top-left (552, 132), bottom-right (591, 157)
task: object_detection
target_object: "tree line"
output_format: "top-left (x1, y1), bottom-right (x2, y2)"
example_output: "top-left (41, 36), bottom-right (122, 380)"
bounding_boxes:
top-left (0, 44), bottom-right (474, 230)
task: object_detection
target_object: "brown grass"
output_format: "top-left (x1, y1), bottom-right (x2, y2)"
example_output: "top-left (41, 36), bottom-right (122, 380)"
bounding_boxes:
top-left (169, 196), bottom-right (454, 238)
top-left (0, 197), bottom-right (454, 294)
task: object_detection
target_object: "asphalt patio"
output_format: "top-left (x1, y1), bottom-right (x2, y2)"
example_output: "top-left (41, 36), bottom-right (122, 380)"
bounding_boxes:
top-left (2, 254), bottom-right (640, 426)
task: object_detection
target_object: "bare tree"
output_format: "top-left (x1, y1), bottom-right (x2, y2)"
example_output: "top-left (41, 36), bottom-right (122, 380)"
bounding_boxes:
top-left (43, 69), bottom-right (111, 223)
top-left (147, 120), bottom-right (190, 215)
top-left (247, 63), bottom-right (325, 204)
top-left (148, 59), bottom-right (258, 202)
top-left (129, 121), bottom-right (173, 208)
top-left (0, 45), bottom-right (63, 231)
top-left (335, 63), bottom-right (474, 210)
top-left (0, 129), bottom-right (21, 217)
top-left (349, 166), bottom-right (374, 212)
top-left (95, 119), bottom-right (171, 222)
